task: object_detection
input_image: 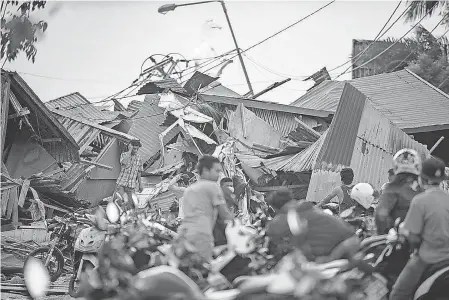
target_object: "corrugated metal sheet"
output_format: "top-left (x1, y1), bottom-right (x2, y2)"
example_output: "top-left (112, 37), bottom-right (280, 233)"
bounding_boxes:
top-left (280, 130), bottom-right (328, 172)
top-left (306, 83), bottom-right (430, 202)
top-left (46, 92), bottom-right (121, 124)
top-left (137, 78), bottom-right (187, 95)
top-left (201, 82), bottom-right (242, 98)
top-left (128, 100), bottom-right (143, 111)
top-left (127, 95), bottom-right (180, 163)
top-left (248, 108), bottom-right (300, 136)
top-left (291, 70), bottom-right (449, 132)
top-left (3, 71), bottom-right (79, 163)
top-left (291, 81), bottom-right (344, 111)
top-left (229, 104), bottom-right (284, 150)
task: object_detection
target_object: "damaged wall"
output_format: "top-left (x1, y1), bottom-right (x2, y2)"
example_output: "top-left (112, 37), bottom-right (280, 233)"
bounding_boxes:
top-left (5, 131), bottom-right (59, 179)
top-left (306, 83), bottom-right (430, 202)
top-left (229, 104), bottom-right (284, 150)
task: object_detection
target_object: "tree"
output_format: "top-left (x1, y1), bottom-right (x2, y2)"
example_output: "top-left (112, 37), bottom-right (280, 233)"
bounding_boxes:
top-left (1, 1), bottom-right (48, 65)
top-left (408, 53), bottom-right (449, 93)
top-left (405, 0), bottom-right (449, 27)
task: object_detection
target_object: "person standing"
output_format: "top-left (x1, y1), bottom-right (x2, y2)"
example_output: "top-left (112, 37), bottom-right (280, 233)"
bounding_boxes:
top-left (167, 173), bottom-right (190, 220)
top-left (116, 140), bottom-right (143, 210)
top-left (317, 168), bottom-right (357, 213)
top-left (178, 155), bottom-right (233, 261)
top-left (389, 156), bottom-right (449, 300)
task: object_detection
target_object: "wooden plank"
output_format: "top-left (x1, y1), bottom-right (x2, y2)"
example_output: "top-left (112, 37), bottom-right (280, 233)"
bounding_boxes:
top-left (5, 187), bottom-right (18, 219)
top-left (41, 138), bottom-right (62, 143)
top-left (41, 202), bottom-right (69, 214)
top-left (1, 79), bottom-right (11, 153)
top-left (253, 184), bottom-right (308, 192)
top-left (8, 107), bottom-right (30, 119)
top-left (17, 179), bottom-right (30, 208)
top-left (80, 159), bottom-right (113, 170)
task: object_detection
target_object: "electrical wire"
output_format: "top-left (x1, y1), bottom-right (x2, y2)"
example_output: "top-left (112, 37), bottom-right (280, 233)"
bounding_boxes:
top-left (179, 0), bottom-right (337, 81)
top-left (327, 0), bottom-right (405, 73)
top-left (334, 9), bottom-right (434, 80)
top-left (390, 13), bottom-right (448, 73)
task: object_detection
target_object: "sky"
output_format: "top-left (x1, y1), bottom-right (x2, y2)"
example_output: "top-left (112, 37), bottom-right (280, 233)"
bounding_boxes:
top-left (3, 0), bottom-right (447, 107)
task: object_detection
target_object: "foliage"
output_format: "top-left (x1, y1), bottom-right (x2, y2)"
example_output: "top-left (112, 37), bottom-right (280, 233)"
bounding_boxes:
top-left (408, 53), bottom-right (449, 93)
top-left (405, 1), bottom-right (449, 27)
top-left (1, 1), bottom-right (48, 63)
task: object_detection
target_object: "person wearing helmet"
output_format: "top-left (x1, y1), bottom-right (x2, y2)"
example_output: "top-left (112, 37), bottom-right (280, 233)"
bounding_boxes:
top-left (350, 182), bottom-right (376, 210)
top-left (317, 168), bottom-right (358, 214)
top-left (389, 157), bottom-right (449, 300)
top-left (266, 188), bottom-right (358, 263)
top-left (375, 149), bottom-right (424, 234)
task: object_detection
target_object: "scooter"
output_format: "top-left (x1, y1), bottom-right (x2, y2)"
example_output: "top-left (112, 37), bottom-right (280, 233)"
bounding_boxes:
top-left (68, 205), bottom-right (120, 297)
top-left (361, 218), bottom-right (449, 300)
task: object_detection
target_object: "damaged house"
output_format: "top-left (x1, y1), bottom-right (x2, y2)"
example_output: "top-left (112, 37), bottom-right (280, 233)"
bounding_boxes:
top-left (45, 92), bottom-right (140, 205)
top-left (1, 71), bottom-right (80, 231)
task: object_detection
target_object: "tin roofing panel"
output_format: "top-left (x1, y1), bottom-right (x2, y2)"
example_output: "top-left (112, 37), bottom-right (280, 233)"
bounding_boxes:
top-left (46, 92), bottom-right (120, 124)
top-left (137, 78), bottom-right (187, 95)
top-left (127, 95), bottom-right (180, 163)
top-left (306, 83), bottom-right (430, 202)
top-left (292, 70), bottom-right (449, 132)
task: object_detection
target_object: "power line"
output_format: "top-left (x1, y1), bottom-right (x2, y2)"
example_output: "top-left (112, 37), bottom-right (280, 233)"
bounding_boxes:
top-left (334, 8), bottom-right (435, 80)
top-left (327, 0), bottom-right (405, 73)
top-left (180, 0), bottom-right (337, 81)
top-left (16, 71), bottom-right (117, 84)
top-left (390, 14), bottom-right (448, 73)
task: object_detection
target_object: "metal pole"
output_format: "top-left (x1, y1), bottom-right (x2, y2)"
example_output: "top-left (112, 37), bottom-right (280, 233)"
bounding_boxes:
top-left (219, 1), bottom-right (254, 96)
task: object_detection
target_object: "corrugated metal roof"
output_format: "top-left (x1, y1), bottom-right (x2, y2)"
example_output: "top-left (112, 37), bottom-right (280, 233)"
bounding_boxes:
top-left (291, 70), bottom-right (449, 132)
top-left (137, 78), bottom-right (188, 95)
top-left (128, 100), bottom-right (143, 111)
top-left (280, 130), bottom-right (328, 172)
top-left (149, 191), bottom-right (177, 212)
top-left (3, 71), bottom-right (80, 163)
top-left (199, 94), bottom-right (333, 119)
top-left (201, 82), bottom-right (242, 98)
top-left (46, 92), bottom-right (121, 124)
top-left (306, 83), bottom-right (430, 202)
top-left (127, 95), bottom-right (180, 163)
top-left (248, 108), bottom-right (299, 137)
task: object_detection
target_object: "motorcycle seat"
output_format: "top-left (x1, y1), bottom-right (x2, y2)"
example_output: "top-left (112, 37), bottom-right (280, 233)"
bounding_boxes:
top-left (422, 259), bottom-right (449, 282)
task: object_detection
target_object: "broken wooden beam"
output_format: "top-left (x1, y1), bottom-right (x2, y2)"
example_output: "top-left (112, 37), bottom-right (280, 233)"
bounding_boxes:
top-left (80, 159), bottom-right (113, 170)
top-left (8, 108), bottom-right (30, 119)
top-left (41, 138), bottom-right (62, 143)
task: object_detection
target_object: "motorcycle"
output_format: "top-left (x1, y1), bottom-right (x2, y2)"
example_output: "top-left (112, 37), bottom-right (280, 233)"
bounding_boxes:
top-left (25, 211), bottom-right (88, 282)
top-left (68, 205), bottom-right (120, 297)
top-left (361, 218), bottom-right (449, 300)
top-left (321, 203), bottom-right (371, 239)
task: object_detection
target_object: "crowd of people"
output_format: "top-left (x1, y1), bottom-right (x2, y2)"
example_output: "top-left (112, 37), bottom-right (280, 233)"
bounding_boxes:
top-left (115, 142), bottom-right (449, 300)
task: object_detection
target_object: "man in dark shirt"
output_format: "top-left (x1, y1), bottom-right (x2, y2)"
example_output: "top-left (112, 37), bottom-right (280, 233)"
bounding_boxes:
top-left (266, 188), bottom-right (358, 262)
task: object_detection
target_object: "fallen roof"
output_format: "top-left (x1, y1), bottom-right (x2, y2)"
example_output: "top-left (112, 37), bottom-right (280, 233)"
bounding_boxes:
top-left (306, 82), bottom-right (430, 201)
top-left (46, 92), bottom-right (123, 124)
top-left (50, 109), bottom-right (138, 145)
top-left (291, 69), bottom-right (449, 133)
top-left (2, 71), bottom-right (80, 163)
top-left (199, 94), bottom-right (333, 119)
top-left (137, 78), bottom-right (188, 95)
top-left (127, 95), bottom-right (180, 163)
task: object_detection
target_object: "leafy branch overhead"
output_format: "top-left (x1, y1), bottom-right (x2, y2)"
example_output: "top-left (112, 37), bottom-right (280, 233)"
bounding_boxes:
top-left (1, 1), bottom-right (48, 63)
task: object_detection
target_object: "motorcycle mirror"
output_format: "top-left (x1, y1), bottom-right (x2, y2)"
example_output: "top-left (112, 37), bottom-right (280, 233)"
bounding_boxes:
top-left (106, 202), bottom-right (121, 224)
top-left (24, 257), bottom-right (50, 299)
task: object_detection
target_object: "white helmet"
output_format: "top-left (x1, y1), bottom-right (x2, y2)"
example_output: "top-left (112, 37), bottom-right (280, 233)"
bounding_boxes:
top-left (393, 149), bottom-right (421, 176)
top-left (351, 183), bottom-right (375, 209)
